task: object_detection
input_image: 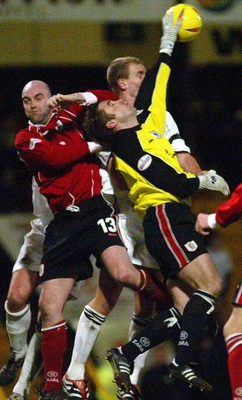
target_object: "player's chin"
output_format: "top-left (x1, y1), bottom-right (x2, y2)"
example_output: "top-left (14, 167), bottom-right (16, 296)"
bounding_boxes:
top-left (31, 117), bottom-right (42, 124)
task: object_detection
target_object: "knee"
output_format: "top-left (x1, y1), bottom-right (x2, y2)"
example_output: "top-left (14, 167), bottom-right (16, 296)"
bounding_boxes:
top-left (6, 291), bottom-right (29, 313)
top-left (200, 273), bottom-right (222, 297)
top-left (210, 276), bottom-right (222, 297)
top-left (113, 269), bottom-right (135, 286)
top-left (38, 299), bottom-right (52, 323)
top-left (38, 297), bottom-right (63, 326)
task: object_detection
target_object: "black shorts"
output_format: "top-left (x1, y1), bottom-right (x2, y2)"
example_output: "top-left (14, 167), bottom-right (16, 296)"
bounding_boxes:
top-left (39, 195), bottom-right (124, 283)
top-left (143, 202), bottom-right (208, 280)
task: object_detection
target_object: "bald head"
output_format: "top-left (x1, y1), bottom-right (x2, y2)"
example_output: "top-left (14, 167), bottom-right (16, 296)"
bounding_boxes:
top-left (22, 80), bottom-right (52, 125)
top-left (22, 80), bottom-right (51, 98)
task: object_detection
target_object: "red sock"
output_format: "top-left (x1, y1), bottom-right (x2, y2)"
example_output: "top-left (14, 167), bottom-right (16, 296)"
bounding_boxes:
top-left (41, 320), bottom-right (67, 392)
top-left (138, 269), bottom-right (172, 307)
top-left (226, 333), bottom-right (242, 399)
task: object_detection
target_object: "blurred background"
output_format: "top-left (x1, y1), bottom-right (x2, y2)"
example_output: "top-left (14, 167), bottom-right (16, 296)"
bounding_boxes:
top-left (0, 0), bottom-right (241, 399)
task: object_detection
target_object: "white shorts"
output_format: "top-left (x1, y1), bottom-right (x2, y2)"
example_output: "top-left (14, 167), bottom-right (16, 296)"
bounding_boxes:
top-left (118, 205), bottom-right (160, 270)
top-left (12, 218), bottom-right (45, 274)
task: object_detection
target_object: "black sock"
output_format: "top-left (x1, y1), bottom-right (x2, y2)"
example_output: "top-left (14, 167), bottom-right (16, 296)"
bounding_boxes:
top-left (121, 307), bottom-right (181, 361)
top-left (175, 290), bottom-right (216, 365)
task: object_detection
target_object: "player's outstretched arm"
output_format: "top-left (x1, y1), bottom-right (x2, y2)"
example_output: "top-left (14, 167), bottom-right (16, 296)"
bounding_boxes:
top-left (160, 8), bottom-right (183, 55)
top-left (47, 93), bottom-right (87, 110)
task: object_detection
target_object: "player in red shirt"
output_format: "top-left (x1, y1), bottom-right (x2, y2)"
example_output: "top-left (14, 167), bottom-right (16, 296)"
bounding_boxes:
top-left (15, 80), bottom-right (169, 400)
top-left (195, 183), bottom-right (242, 400)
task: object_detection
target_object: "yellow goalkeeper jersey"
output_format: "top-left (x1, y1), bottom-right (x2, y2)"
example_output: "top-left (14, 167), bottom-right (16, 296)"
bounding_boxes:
top-left (111, 55), bottom-right (199, 216)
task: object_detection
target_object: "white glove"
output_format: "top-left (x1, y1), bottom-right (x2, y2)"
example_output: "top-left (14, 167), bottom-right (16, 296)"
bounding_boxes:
top-left (160, 8), bottom-right (183, 55)
top-left (198, 170), bottom-right (230, 196)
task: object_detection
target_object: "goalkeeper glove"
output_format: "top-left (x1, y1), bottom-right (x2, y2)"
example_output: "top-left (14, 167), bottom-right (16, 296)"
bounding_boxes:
top-left (160, 8), bottom-right (183, 55)
top-left (198, 170), bottom-right (230, 196)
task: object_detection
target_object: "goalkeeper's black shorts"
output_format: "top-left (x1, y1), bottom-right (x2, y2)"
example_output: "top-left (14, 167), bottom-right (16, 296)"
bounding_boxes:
top-left (143, 202), bottom-right (208, 280)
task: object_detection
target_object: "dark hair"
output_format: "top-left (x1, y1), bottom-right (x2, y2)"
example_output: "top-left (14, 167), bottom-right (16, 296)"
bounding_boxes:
top-left (83, 104), bottom-right (116, 144)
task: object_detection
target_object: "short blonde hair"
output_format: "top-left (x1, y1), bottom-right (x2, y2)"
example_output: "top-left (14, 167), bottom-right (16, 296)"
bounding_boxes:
top-left (107, 56), bottom-right (144, 95)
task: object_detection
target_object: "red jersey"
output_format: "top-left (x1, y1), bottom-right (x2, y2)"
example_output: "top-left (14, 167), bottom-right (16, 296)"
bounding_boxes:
top-left (216, 183), bottom-right (242, 227)
top-left (15, 90), bottom-right (117, 212)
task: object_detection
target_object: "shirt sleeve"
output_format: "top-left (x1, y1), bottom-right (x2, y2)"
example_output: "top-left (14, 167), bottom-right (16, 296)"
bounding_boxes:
top-left (216, 183), bottom-right (242, 227)
top-left (86, 89), bottom-right (118, 102)
top-left (15, 128), bottom-right (92, 170)
top-left (165, 112), bottom-right (191, 153)
top-left (135, 53), bottom-right (165, 111)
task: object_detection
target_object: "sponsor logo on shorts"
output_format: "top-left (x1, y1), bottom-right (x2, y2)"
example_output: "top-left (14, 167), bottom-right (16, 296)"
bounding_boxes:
top-left (39, 263), bottom-right (44, 277)
top-left (184, 240), bottom-right (198, 252)
top-left (137, 155), bottom-right (152, 171)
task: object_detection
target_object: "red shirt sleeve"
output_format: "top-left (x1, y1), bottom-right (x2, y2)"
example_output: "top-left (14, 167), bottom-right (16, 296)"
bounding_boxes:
top-left (15, 127), bottom-right (91, 170)
top-left (87, 89), bottom-right (118, 101)
top-left (216, 183), bottom-right (242, 227)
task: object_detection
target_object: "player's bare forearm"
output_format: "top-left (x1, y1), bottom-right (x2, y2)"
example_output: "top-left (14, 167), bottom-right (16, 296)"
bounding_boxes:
top-left (47, 93), bottom-right (86, 110)
top-left (177, 152), bottom-right (207, 175)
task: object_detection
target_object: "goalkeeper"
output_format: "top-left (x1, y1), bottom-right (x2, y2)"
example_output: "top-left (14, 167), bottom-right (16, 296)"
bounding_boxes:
top-left (83, 10), bottom-right (230, 396)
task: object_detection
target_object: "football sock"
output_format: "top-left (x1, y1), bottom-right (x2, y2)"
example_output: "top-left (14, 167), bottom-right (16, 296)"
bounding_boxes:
top-left (138, 269), bottom-right (171, 307)
top-left (66, 305), bottom-right (106, 380)
top-left (225, 332), bottom-right (242, 399)
top-left (121, 307), bottom-right (181, 362)
top-left (41, 320), bottom-right (67, 392)
top-left (5, 301), bottom-right (31, 360)
top-left (175, 290), bottom-right (216, 365)
top-left (13, 330), bottom-right (42, 396)
top-left (129, 315), bottom-right (151, 384)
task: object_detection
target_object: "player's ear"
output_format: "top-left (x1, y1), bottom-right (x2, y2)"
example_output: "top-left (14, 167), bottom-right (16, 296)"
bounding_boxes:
top-left (106, 119), bottom-right (117, 130)
top-left (117, 78), bottom-right (127, 90)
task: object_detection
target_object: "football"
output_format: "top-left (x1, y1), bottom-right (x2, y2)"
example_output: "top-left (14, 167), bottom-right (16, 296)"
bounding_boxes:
top-left (166, 3), bottom-right (203, 42)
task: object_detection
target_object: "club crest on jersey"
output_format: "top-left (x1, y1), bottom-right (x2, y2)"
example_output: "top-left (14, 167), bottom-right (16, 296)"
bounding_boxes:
top-left (137, 154), bottom-right (152, 171)
top-left (184, 240), bottom-right (198, 252)
top-left (150, 130), bottom-right (162, 139)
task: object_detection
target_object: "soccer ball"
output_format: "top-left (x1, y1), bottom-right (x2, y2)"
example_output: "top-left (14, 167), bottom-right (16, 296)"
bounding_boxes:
top-left (166, 3), bottom-right (203, 42)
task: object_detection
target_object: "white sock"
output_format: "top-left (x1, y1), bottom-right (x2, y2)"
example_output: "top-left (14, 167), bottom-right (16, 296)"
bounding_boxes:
top-left (129, 315), bottom-right (151, 385)
top-left (12, 330), bottom-right (42, 396)
top-left (5, 302), bottom-right (31, 360)
top-left (66, 305), bottom-right (106, 380)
